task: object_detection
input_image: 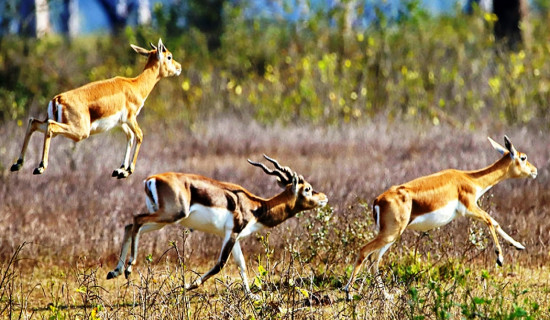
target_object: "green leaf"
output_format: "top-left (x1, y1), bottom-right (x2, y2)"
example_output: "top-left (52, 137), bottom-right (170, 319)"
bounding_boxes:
top-left (253, 276), bottom-right (262, 289)
top-left (258, 264), bottom-right (267, 276)
top-left (75, 286), bottom-right (87, 293)
top-left (473, 297), bottom-right (485, 305)
top-left (297, 287), bottom-right (309, 298)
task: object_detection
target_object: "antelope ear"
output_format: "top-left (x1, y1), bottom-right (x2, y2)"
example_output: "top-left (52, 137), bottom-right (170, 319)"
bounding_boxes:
top-left (291, 172), bottom-right (299, 194)
top-left (156, 38), bottom-right (166, 60)
top-left (149, 42), bottom-right (157, 50)
top-left (488, 136), bottom-right (507, 155)
top-left (131, 44), bottom-right (149, 57)
top-left (504, 135), bottom-right (517, 159)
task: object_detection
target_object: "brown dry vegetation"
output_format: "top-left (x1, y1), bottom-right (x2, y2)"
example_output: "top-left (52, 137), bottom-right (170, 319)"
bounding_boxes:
top-left (0, 115), bottom-right (549, 319)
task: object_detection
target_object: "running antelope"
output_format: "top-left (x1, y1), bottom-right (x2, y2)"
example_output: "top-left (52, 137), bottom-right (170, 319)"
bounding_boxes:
top-left (344, 136), bottom-right (537, 299)
top-left (106, 155), bottom-right (328, 297)
top-left (10, 39), bottom-right (181, 178)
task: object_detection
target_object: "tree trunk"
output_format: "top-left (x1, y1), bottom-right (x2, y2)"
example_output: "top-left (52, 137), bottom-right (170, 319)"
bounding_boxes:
top-left (97, 0), bottom-right (129, 34)
top-left (186, 0), bottom-right (225, 52)
top-left (137, 0), bottom-right (151, 25)
top-left (35, 0), bottom-right (50, 37)
top-left (19, 0), bottom-right (51, 38)
top-left (61, 0), bottom-right (79, 37)
top-left (493, 0), bottom-right (528, 50)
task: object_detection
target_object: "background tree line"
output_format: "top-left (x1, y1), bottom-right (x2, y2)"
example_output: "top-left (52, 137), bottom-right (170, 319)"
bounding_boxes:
top-left (1, 0), bottom-right (550, 130)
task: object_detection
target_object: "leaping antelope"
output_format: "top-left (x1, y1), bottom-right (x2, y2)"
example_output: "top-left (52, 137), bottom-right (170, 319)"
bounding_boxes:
top-left (10, 39), bottom-right (181, 178)
top-left (344, 136), bottom-right (537, 299)
top-left (106, 155), bottom-right (328, 297)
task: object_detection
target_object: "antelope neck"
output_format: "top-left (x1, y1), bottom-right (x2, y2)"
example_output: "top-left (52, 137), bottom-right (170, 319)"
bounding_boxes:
top-left (467, 155), bottom-right (511, 190)
top-left (134, 64), bottom-right (160, 99)
top-left (253, 192), bottom-right (297, 228)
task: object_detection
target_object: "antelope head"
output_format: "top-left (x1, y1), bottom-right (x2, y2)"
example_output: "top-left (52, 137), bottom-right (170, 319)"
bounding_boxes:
top-left (488, 135), bottom-right (537, 179)
top-left (248, 154), bottom-right (328, 212)
top-left (131, 38), bottom-right (181, 77)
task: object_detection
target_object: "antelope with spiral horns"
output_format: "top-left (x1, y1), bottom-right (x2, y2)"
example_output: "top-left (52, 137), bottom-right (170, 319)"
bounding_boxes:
top-left (344, 136), bottom-right (537, 299)
top-left (106, 155), bottom-right (328, 297)
top-left (10, 39), bottom-right (181, 178)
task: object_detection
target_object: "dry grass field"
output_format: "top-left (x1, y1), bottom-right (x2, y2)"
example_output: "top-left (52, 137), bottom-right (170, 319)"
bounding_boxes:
top-left (0, 116), bottom-right (549, 319)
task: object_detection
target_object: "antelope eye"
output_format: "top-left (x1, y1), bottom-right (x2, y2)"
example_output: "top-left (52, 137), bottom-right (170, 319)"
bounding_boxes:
top-left (520, 155), bottom-right (527, 161)
top-left (304, 186), bottom-right (311, 193)
top-left (167, 55), bottom-right (172, 60)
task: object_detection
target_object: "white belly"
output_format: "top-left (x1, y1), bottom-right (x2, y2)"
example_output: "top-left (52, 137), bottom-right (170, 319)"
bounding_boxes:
top-left (90, 109), bottom-right (126, 134)
top-left (407, 200), bottom-right (466, 232)
top-left (237, 219), bottom-right (265, 239)
top-left (179, 204), bottom-right (234, 237)
top-left (177, 204), bottom-right (266, 239)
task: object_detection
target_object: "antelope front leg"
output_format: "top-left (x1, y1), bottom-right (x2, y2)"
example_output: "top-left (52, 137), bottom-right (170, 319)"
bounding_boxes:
top-left (469, 207), bottom-right (505, 266)
top-left (491, 217), bottom-right (526, 250)
top-left (127, 119), bottom-right (143, 177)
top-left (113, 123), bottom-right (135, 179)
top-left (231, 241), bottom-right (259, 299)
top-left (186, 232), bottom-right (237, 290)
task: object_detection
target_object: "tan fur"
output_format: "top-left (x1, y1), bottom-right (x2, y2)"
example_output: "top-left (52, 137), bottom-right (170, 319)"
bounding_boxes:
top-left (344, 136), bottom-right (537, 299)
top-left (11, 39), bottom-right (181, 178)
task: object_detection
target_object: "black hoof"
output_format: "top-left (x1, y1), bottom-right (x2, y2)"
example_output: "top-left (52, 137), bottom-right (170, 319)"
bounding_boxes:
top-left (113, 168), bottom-right (130, 179)
top-left (124, 270), bottom-right (131, 279)
top-left (33, 167), bottom-right (44, 175)
top-left (106, 271), bottom-right (116, 280)
top-left (186, 283), bottom-right (198, 291)
top-left (10, 164), bottom-right (21, 172)
top-left (118, 171), bottom-right (130, 179)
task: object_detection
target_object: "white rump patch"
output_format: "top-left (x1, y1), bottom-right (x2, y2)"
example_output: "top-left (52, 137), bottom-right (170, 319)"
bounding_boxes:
top-left (47, 101), bottom-right (63, 123)
top-left (57, 103), bottom-right (63, 123)
top-left (145, 178), bottom-right (159, 213)
top-left (47, 101), bottom-right (54, 120)
top-left (407, 200), bottom-right (466, 232)
top-left (374, 205), bottom-right (381, 233)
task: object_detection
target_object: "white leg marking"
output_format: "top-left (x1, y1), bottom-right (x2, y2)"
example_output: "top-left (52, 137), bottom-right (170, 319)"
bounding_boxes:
top-left (127, 223), bottom-right (165, 268)
top-left (374, 242), bottom-right (393, 273)
top-left (120, 123), bottom-right (134, 169)
top-left (113, 233), bottom-right (132, 275)
top-left (369, 242), bottom-right (394, 298)
top-left (231, 241), bottom-right (251, 293)
top-left (492, 218), bottom-right (525, 249)
top-left (374, 205), bottom-right (381, 233)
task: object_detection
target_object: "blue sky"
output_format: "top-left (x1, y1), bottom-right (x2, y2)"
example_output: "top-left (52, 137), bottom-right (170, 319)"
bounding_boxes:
top-left (47, 0), bottom-right (471, 34)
